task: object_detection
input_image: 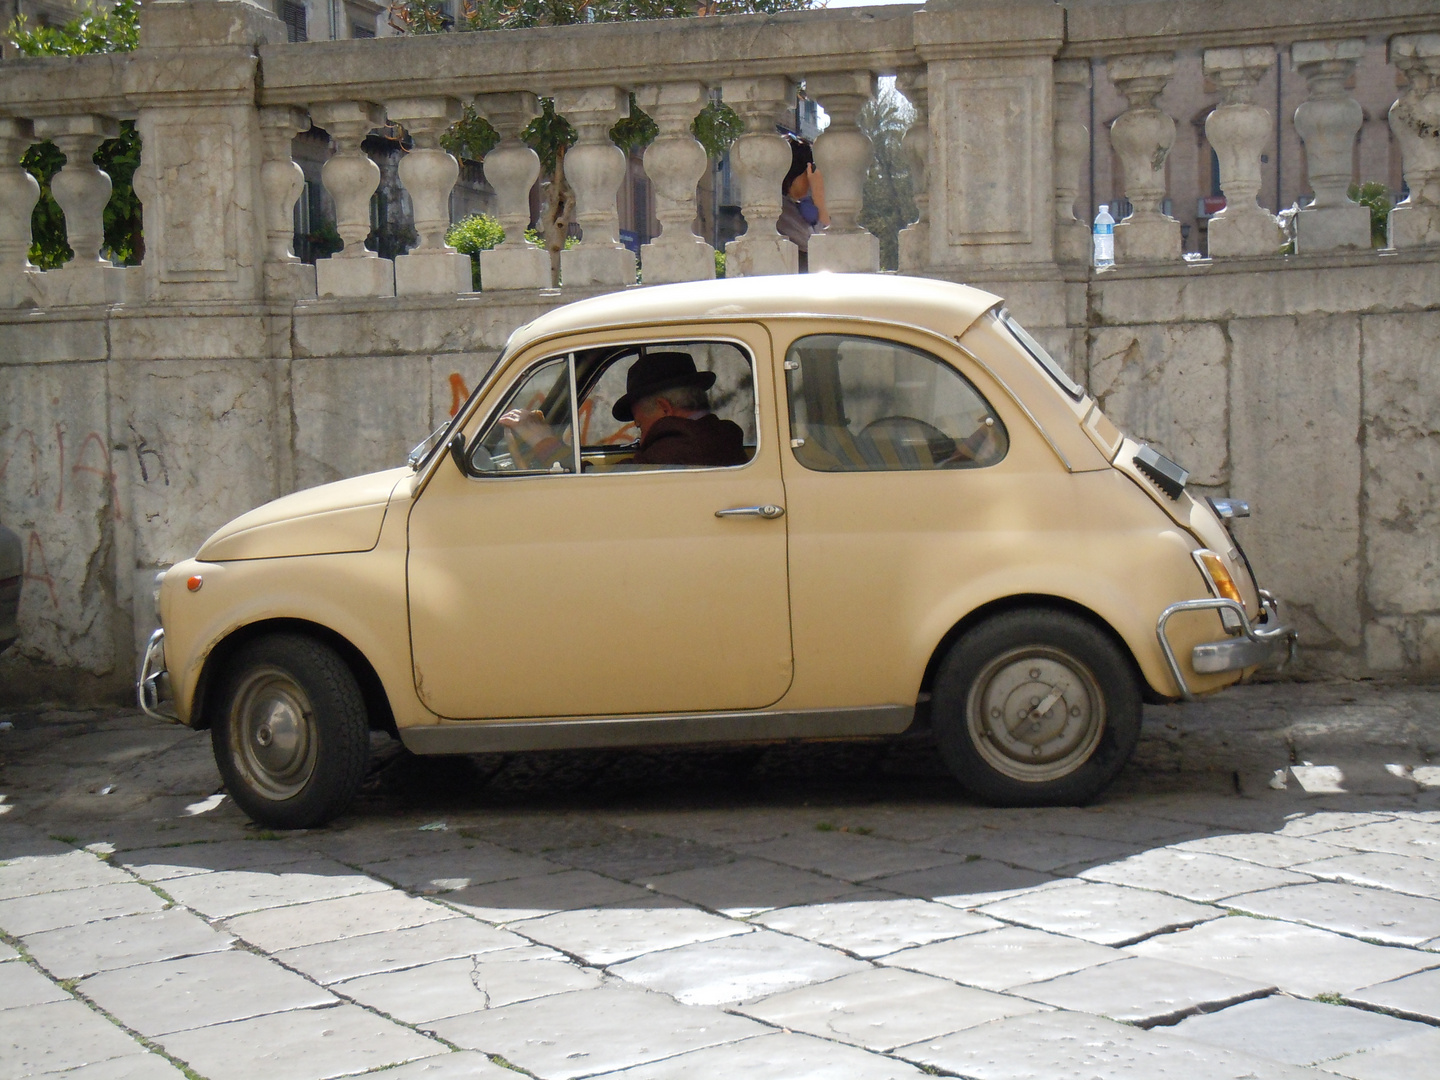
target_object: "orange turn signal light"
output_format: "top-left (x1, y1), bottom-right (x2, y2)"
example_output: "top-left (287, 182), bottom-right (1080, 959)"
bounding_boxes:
top-left (186, 575), bottom-right (203, 592)
top-left (1195, 550), bottom-right (1242, 605)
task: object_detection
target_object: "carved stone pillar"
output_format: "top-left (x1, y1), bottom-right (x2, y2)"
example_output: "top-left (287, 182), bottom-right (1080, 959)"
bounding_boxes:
top-left (1292, 39), bottom-right (1369, 253)
top-left (555, 87), bottom-right (634, 288)
top-left (1106, 54), bottom-right (1182, 262)
top-left (1388, 34), bottom-right (1440, 249)
top-left (1052, 60), bottom-right (1090, 264)
top-left (0, 118), bottom-right (40, 308)
top-left (721, 76), bottom-right (798, 277)
top-left (636, 81), bottom-right (713, 284)
top-left (807, 70), bottom-right (880, 273)
top-left (312, 100), bottom-right (392, 298)
top-left (896, 70), bottom-right (929, 272)
top-left (259, 106), bottom-right (316, 300)
top-left (475, 91), bottom-right (549, 290)
top-left (1203, 48), bottom-right (1285, 258)
top-left (31, 114), bottom-right (126, 305)
top-left (388, 97), bottom-right (470, 295)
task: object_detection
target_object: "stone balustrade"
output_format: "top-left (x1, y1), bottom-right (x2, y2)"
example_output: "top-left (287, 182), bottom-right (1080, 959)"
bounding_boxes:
top-left (0, 0), bottom-right (1437, 307)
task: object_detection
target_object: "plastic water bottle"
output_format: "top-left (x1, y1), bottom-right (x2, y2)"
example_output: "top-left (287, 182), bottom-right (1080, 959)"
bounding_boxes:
top-left (1093, 204), bottom-right (1115, 268)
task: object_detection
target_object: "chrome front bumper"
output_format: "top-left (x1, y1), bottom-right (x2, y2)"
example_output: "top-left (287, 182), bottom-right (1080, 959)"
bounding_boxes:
top-left (1156, 591), bottom-right (1297, 702)
top-left (136, 628), bottom-right (179, 723)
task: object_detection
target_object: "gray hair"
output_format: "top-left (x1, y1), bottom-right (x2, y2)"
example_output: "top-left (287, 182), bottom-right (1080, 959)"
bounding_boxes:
top-left (639, 384), bottom-right (709, 414)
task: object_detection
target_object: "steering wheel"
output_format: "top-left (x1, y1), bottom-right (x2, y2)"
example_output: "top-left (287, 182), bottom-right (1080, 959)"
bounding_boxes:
top-left (860, 415), bottom-right (958, 467)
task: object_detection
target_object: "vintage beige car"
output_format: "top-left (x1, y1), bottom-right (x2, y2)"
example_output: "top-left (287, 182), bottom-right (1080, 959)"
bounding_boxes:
top-left (139, 275), bottom-right (1294, 828)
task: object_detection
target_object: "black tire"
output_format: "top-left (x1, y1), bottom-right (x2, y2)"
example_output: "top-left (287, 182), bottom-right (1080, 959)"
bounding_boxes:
top-left (933, 608), bottom-right (1141, 806)
top-left (211, 633), bottom-right (370, 829)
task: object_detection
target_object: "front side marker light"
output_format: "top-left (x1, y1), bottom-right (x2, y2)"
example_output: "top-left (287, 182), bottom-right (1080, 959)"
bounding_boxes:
top-left (1194, 549), bottom-right (1244, 630)
top-left (187, 575), bottom-right (203, 593)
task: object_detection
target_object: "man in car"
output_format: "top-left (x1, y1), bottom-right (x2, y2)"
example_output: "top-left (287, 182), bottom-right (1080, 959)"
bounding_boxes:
top-left (500, 351), bottom-right (746, 469)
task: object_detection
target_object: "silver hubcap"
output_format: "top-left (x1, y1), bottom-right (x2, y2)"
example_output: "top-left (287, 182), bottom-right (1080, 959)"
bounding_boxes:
top-left (228, 667), bottom-right (317, 801)
top-left (966, 646), bottom-right (1105, 782)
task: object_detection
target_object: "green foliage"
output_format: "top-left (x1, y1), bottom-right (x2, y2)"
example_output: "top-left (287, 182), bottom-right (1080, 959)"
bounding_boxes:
top-left (858, 80), bottom-right (918, 272)
top-left (307, 219), bottom-right (343, 260)
top-left (692, 99), bottom-right (743, 159)
top-left (447, 213), bottom-right (506, 288)
top-left (7, 0), bottom-right (143, 268)
top-left (522, 97), bottom-right (578, 176)
top-left (6, 0), bottom-right (139, 55)
top-left (440, 105), bottom-right (501, 162)
top-left (611, 95), bottom-right (659, 156)
top-left (524, 227), bottom-right (577, 249)
top-left (713, 248), bottom-right (725, 278)
top-left (1347, 180), bottom-right (1392, 247)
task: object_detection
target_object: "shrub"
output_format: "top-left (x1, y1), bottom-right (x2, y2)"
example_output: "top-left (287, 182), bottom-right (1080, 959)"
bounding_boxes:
top-left (446, 214), bottom-right (505, 289)
top-left (1348, 181), bottom-right (1392, 248)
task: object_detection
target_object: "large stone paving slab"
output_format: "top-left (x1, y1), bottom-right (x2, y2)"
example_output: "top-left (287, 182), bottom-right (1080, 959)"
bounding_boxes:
top-left (1322, 1027), bottom-right (1440, 1080)
top-left (119, 839), bottom-right (313, 881)
top-left (0, 849), bottom-right (131, 899)
top-left (1011, 955), bottom-right (1274, 1026)
top-left (0, 959), bottom-right (69, 1008)
top-left (428, 985), bottom-right (767, 1080)
top-left (443, 870), bottom-right (653, 923)
top-left (42, 1052), bottom-right (193, 1079)
top-left (1172, 995), bottom-right (1432, 1066)
top-left (752, 896), bottom-right (1000, 957)
top-left (1125, 915), bottom-right (1433, 996)
top-left (881, 925), bottom-right (1121, 991)
top-left (333, 948), bottom-right (601, 1024)
top-left (1346, 966), bottom-right (1440, 1023)
top-left (608, 928), bottom-right (866, 1005)
top-left (735, 831), bottom-right (964, 882)
top-left (156, 859), bottom-right (392, 919)
top-left (1292, 851), bottom-right (1440, 900)
top-left (644, 857), bottom-right (868, 916)
top-left (1171, 832), bottom-right (1351, 868)
top-left (508, 900), bottom-right (750, 965)
top-left (930, 827), bottom-right (1141, 873)
top-left (157, 1002), bottom-right (443, 1080)
top-left (1226, 881), bottom-right (1440, 947)
top-left (0, 998), bottom-right (153, 1077)
top-left (1325, 818), bottom-right (1440, 861)
top-left (80, 950), bottom-right (336, 1035)
top-left (739, 966), bottom-right (1045, 1051)
top-left (22, 907), bottom-right (233, 980)
top-left (977, 881), bottom-right (1221, 945)
top-left (368, 1049), bottom-right (519, 1079)
top-left (866, 858), bottom-right (1062, 908)
top-left (222, 888), bottom-right (455, 952)
top-left (590, 1029), bottom-right (929, 1078)
top-left (275, 917), bottom-right (525, 984)
top-left (0, 880), bottom-right (167, 936)
top-left (894, 1008), bottom-right (1333, 1079)
top-left (358, 845), bottom-right (563, 894)
top-left (1079, 848), bottom-right (1313, 902)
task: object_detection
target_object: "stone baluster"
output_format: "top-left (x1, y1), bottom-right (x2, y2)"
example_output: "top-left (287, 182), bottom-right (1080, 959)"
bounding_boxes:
top-left (0, 118), bottom-right (40, 308)
top-left (807, 71), bottom-right (880, 273)
top-left (635, 81), bottom-right (714, 284)
top-left (1291, 39), bottom-right (1369, 253)
top-left (1203, 48), bottom-right (1286, 258)
top-left (1387, 34), bottom-right (1440, 249)
top-left (1106, 54), bottom-right (1182, 262)
top-left (896, 70), bottom-right (929, 273)
top-left (388, 97), bottom-right (470, 295)
top-left (311, 100), bottom-right (392, 298)
top-left (721, 76), bottom-right (798, 277)
top-left (1052, 60), bottom-right (1090, 265)
top-left (475, 92), bottom-right (549, 289)
top-left (554, 87), bottom-right (635, 288)
top-left (31, 114), bottom-right (126, 305)
top-left (259, 106), bottom-right (317, 300)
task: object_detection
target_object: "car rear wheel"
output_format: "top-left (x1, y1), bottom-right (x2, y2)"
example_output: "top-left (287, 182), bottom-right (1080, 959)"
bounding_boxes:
top-left (933, 609), bottom-right (1141, 806)
top-left (212, 633), bottom-right (369, 829)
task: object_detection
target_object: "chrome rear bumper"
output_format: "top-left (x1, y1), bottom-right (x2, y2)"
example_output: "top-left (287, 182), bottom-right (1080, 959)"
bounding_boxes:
top-left (1156, 592), bottom-right (1296, 702)
top-left (136, 628), bottom-right (179, 723)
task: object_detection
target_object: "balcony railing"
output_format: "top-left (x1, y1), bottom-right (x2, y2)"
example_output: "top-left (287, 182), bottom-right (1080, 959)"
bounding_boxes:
top-left (0, 0), bottom-right (1438, 310)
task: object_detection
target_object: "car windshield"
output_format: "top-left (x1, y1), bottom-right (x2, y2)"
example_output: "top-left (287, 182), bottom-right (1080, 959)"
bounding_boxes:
top-left (407, 350), bottom-right (510, 470)
top-left (995, 308), bottom-right (1085, 402)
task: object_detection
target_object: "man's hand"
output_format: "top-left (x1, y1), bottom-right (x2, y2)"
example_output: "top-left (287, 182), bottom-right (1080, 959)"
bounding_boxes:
top-left (808, 164), bottom-right (831, 228)
top-left (498, 408), bottom-right (552, 448)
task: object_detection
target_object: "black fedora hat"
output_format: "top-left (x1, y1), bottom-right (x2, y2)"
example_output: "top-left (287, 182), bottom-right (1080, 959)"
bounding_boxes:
top-left (612, 351), bottom-right (717, 422)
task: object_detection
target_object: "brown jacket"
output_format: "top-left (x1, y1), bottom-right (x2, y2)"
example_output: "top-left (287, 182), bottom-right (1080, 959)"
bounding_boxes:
top-left (632, 413), bottom-right (747, 467)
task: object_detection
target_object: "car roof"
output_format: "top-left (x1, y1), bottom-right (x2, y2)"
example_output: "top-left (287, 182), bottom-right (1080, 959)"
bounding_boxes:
top-left (507, 274), bottom-right (1003, 353)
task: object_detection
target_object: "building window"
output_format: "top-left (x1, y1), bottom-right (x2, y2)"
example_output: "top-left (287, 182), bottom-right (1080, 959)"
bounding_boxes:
top-left (280, 1), bottom-right (307, 42)
top-left (352, 23), bottom-right (375, 38)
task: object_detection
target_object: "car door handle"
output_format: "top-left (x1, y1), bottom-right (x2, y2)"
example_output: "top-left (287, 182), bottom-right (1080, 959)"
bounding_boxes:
top-left (715, 505), bottom-right (785, 519)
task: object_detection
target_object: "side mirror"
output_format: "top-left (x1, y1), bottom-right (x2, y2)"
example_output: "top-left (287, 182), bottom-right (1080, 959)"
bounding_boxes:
top-left (447, 431), bottom-right (469, 475)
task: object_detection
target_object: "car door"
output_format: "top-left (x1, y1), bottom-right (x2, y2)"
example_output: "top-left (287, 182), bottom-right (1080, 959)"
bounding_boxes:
top-left (406, 323), bottom-right (793, 720)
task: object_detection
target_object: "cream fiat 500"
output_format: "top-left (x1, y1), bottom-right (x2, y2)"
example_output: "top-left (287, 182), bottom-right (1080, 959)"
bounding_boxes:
top-left (139, 275), bottom-right (1293, 828)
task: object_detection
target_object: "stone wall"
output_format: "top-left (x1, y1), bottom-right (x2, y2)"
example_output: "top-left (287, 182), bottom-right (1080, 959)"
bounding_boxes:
top-left (3, 0), bottom-right (1440, 701)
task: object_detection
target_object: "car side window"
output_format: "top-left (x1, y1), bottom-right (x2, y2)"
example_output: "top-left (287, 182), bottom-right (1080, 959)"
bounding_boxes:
top-left (784, 334), bottom-right (1008, 472)
top-left (470, 356), bottom-right (576, 474)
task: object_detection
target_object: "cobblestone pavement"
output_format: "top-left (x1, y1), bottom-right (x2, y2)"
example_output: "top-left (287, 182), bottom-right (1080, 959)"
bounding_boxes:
top-left (1, 683), bottom-right (1438, 1079)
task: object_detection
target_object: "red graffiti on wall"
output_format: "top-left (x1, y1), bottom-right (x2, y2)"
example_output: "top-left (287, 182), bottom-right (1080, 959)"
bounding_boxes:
top-left (449, 373), bottom-right (469, 417)
top-left (0, 426), bottom-right (124, 522)
top-left (71, 431), bottom-right (124, 522)
top-left (23, 531), bottom-right (59, 609)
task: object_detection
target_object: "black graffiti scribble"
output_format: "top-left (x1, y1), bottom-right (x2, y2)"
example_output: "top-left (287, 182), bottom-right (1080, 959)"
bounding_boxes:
top-left (128, 423), bottom-right (170, 486)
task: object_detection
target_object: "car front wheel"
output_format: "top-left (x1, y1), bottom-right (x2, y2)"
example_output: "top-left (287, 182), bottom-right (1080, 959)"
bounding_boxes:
top-left (212, 633), bottom-right (370, 829)
top-left (933, 609), bottom-right (1141, 806)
